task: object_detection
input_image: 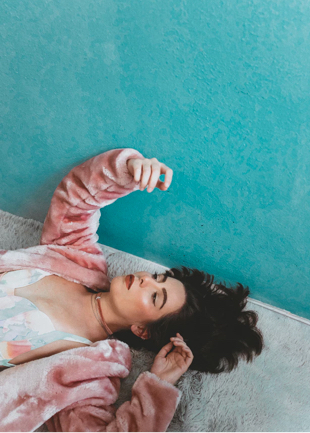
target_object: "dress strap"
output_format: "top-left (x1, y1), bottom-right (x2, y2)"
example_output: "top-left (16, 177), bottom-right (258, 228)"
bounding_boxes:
top-left (29, 330), bottom-right (93, 346)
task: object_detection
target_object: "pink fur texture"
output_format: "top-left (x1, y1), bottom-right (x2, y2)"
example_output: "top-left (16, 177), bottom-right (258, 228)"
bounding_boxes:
top-left (0, 148), bottom-right (182, 431)
top-left (0, 340), bottom-right (181, 431)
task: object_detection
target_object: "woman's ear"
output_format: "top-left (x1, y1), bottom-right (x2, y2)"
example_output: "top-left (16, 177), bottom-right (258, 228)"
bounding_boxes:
top-left (130, 324), bottom-right (150, 340)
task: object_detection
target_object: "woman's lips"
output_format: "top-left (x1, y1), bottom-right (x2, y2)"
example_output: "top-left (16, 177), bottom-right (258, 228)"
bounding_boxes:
top-left (125, 274), bottom-right (134, 290)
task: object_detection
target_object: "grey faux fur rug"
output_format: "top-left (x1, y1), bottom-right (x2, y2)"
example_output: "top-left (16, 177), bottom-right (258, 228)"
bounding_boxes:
top-left (1, 209), bottom-right (310, 432)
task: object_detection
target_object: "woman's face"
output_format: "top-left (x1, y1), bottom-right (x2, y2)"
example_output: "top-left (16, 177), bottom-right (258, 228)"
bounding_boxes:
top-left (110, 271), bottom-right (186, 330)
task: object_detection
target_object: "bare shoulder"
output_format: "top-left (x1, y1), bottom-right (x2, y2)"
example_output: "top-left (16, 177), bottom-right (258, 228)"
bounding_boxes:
top-left (9, 340), bottom-right (89, 366)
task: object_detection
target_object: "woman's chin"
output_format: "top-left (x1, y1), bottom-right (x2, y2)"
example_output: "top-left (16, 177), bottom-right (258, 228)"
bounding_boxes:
top-left (110, 276), bottom-right (127, 294)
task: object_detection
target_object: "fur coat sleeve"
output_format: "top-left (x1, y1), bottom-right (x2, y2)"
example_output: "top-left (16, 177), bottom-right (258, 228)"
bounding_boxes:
top-left (40, 147), bottom-right (145, 253)
top-left (0, 340), bottom-right (181, 432)
top-left (0, 148), bottom-right (145, 290)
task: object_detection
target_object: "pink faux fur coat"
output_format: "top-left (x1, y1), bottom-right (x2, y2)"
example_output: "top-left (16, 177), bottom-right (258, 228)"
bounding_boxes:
top-left (0, 148), bottom-right (181, 432)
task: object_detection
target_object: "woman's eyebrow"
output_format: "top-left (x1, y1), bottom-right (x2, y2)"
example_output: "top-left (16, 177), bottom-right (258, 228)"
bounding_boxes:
top-left (160, 288), bottom-right (168, 310)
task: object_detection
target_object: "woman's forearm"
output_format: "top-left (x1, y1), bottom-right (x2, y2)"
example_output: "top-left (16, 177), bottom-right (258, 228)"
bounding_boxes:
top-left (40, 148), bottom-right (144, 252)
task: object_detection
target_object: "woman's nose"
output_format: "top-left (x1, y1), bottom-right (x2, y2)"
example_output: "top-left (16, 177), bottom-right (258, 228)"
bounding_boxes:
top-left (139, 275), bottom-right (154, 287)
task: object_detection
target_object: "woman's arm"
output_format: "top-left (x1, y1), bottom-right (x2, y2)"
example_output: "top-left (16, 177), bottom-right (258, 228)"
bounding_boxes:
top-left (8, 340), bottom-right (88, 366)
top-left (40, 149), bottom-right (173, 254)
top-left (0, 339), bottom-right (182, 432)
top-left (40, 148), bottom-right (145, 253)
top-left (0, 150), bottom-right (173, 289)
top-left (48, 334), bottom-right (192, 432)
top-left (47, 371), bottom-right (182, 432)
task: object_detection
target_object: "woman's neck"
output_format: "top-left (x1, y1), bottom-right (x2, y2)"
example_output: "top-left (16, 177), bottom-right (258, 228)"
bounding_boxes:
top-left (95, 292), bottom-right (129, 335)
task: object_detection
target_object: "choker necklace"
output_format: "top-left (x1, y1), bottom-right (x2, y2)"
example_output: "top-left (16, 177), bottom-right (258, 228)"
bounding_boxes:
top-left (91, 293), bottom-right (113, 337)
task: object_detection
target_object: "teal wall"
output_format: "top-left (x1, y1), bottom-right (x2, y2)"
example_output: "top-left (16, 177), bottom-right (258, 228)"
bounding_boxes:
top-left (1, 0), bottom-right (310, 318)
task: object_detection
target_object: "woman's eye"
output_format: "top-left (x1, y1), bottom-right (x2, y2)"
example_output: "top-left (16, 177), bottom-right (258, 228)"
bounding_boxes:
top-left (152, 273), bottom-right (159, 305)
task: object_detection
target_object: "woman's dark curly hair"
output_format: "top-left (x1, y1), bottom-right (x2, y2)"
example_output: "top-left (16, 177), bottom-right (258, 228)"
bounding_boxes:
top-left (112, 266), bottom-right (264, 374)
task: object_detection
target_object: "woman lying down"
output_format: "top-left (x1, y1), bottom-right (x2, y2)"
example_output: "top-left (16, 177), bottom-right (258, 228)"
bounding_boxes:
top-left (0, 147), bottom-right (263, 432)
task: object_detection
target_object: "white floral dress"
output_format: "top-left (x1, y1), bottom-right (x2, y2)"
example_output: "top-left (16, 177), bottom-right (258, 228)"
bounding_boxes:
top-left (0, 269), bottom-right (92, 367)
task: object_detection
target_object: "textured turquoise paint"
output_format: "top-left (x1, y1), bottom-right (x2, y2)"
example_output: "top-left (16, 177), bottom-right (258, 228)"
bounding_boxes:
top-left (1, 0), bottom-right (310, 318)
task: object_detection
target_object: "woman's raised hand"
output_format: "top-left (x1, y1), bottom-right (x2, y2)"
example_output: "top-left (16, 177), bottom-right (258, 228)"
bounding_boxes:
top-left (127, 157), bottom-right (173, 193)
top-left (150, 333), bottom-right (193, 385)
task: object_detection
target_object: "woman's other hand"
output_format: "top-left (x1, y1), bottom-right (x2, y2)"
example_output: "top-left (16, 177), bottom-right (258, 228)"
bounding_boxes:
top-left (127, 157), bottom-right (173, 192)
top-left (150, 333), bottom-right (193, 385)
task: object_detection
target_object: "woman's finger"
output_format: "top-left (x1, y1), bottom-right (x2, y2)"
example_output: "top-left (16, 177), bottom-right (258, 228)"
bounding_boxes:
top-left (140, 162), bottom-right (152, 190)
top-left (170, 335), bottom-right (183, 341)
top-left (132, 160), bottom-right (142, 183)
top-left (147, 160), bottom-right (161, 193)
top-left (170, 336), bottom-right (185, 344)
top-left (171, 340), bottom-right (188, 348)
top-left (160, 164), bottom-right (173, 189)
top-left (171, 341), bottom-right (191, 354)
top-left (171, 340), bottom-right (193, 357)
top-left (156, 341), bottom-right (174, 358)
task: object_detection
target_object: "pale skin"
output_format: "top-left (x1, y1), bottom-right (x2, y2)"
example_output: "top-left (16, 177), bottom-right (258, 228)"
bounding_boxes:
top-left (3, 157), bottom-right (194, 384)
